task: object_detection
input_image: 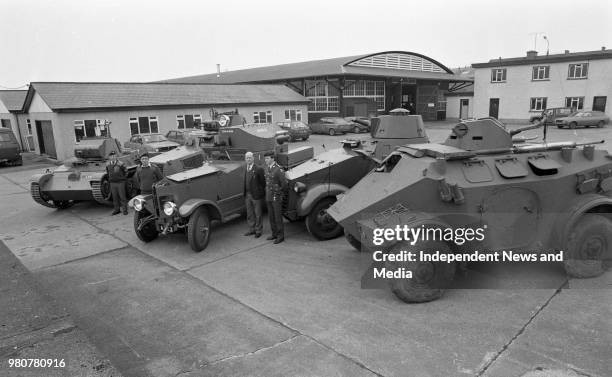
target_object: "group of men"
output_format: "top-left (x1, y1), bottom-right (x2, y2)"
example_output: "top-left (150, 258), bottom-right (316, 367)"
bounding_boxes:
top-left (243, 151), bottom-right (287, 244)
top-left (106, 151), bottom-right (162, 215)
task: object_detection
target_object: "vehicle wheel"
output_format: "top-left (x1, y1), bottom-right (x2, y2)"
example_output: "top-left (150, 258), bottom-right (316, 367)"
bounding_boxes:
top-left (187, 207), bottom-right (211, 252)
top-left (597, 121), bottom-right (605, 128)
top-left (305, 197), bottom-right (343, 240)
top-left (387, 239), bottom-right (456, 303)
top-left (564, 214), bottom-right (612, 278)
top-left (569, 122), bottom-right (577, 129)
top-left (345, 229), bottom-right (362, 252)
top-left (353, 126), bottom-right (361, 134)
top-left (302, 136), bottom-right (309, 141)
top-left (52, 200), bottom-right (74, 209)
top-left (134, 210), bottom-right (158, 243)
top-left (557, 125), bottom-right (563, 129)
top-left (328, 128), bottom-right (336, 136)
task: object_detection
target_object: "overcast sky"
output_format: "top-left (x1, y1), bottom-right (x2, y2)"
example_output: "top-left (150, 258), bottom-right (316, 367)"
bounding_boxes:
top-left (1, 0), bottom-right (610, 89)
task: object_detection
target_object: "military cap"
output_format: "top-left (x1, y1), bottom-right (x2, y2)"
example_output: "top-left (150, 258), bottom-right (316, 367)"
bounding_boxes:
top-left (264, 151), bottom-right (274, 157)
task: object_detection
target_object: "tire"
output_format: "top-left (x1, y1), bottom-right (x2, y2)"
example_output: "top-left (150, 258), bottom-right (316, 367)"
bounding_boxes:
top-left (187, 207), bottom-right (211, 252)
top-left (564, 214), bottom-right (612, 278)
top-left (569, 122), bottom-right (577, 129)
top-left (134, 210), bottom-right (158, 243)
top-left (101, 177), bottom-right (112, 201)
top-left (302, 136), bottom-right (309, 141)
top-left (328, 128), bottom-right (336, 136)
top-left (305, 197), bottom-right (343, 240)
top-left (345, 229), bottom-right (362, 252)
top-left (597, 121), bottom-right (605, 128)
top-left (387, 239), bottom-right (456, 303)
top-left (353, 126), bottom-right (360, 134)
top-left (557, 125), bottom-right (563, 129)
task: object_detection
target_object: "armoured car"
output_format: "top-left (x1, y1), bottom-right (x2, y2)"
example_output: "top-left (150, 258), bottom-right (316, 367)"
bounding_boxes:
top-left (30, 137), bottom-right (139, 208)
top-left (329, 117), bottom-right (612, 303)
top-left (284, 113), bottom-right (429, 240)
top-left (132, 128), bottom-right (313, 252)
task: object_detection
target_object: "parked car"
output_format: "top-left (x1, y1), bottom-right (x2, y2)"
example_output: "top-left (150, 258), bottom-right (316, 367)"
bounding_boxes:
top-left (275, 121), bottom-right (311, 141)
top-left (344, 117), bottom-right (371, 133)
top-left (165, 129), bottom-right (213, 145)
top-left (308, 117), bottom-right (354, 136)
top-left (124, 133), bottom-right (179, 156)
top-left (555, 111), bottom-right (610, 129)
top-left (529, 107), bottom-right (573, 125)
top-left (0, 128), bottom-right (22, 166)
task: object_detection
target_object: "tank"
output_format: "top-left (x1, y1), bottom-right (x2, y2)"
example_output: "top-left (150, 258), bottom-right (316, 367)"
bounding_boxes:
top-left (30, 137), bottom-right (139, 209)
top-left (328, 117), bottom-right (612, 303)
top-left (283, 113), bottom-right (429, 240)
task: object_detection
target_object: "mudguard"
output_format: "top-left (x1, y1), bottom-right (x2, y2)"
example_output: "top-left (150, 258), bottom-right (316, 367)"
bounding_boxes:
top-left (179, 198), bottom-right (222, 220)
top-left (31, 172), bottom-right (54, 188)
top-left (551, 193), bottom-right (612, 250)
top-left (297, 183), bottom-right (349, 218)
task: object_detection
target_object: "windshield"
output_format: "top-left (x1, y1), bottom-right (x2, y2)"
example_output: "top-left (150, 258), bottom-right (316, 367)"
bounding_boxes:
top-left (291, 121), bottom-right (308, 129)
top-left (143, 134), bottom-right (167, 143)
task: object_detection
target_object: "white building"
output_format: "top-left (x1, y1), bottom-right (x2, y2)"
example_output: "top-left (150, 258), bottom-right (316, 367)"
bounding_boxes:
top-left (472, 48), bottom-right (612, 123)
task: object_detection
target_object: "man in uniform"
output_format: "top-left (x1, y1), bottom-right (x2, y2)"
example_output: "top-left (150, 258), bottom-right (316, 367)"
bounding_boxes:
top-left (135, 153), bottom-right (163, 195)
top-left (106, 151), bottom-right (128, 215)
top-left (243, 151), bottom-right (266, 238)
top-left (264, 151), bottom-right (287, 244)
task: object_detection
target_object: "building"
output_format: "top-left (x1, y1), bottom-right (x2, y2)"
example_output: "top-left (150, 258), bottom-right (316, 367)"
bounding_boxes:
top-left (472, 48), bottom-right (612, 123)
top-left (161, 51), bottom-right (472, 122)
top-left (445, 68), bottom-right (475, 121)
top-left (16, 82), bottom-right (309, 160)
top-left (0, 90), bottom-right (28, 150)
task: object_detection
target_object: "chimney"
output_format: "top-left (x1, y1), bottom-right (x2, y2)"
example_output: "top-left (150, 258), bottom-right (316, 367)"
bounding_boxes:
top-left (216, 64), bottom-right (221, 78)
top-left (602, 46), bottom-right (606, 51)
top-left (526, 50), bottom-right (538, 59)
top-left (564, 50), bottom-right (570, 54)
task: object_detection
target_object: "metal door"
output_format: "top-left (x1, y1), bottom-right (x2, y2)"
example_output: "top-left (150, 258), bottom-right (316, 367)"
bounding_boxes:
top-left (489, 98), bottom-right (499, 119)
top-left (460, 99), bottom-right (469, 119)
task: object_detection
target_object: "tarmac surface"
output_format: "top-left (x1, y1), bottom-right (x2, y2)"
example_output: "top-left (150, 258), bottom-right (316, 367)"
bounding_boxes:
top-left (0, 122), bottom-right (610, 377)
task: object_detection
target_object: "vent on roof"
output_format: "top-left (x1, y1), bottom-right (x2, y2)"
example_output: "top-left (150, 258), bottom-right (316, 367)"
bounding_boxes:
top-left (602, 46), bottom-right (606, 51)
top-left (526, 50), bottom-right (538, 58)
top-left (565, 50), bottom-right (570, 54)
top-left (349, 53), bottom-right (446, 73)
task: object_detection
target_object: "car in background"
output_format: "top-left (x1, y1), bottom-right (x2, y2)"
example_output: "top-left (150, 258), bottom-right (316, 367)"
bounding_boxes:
top-left (0, 128), bottom-right (22, 166)
top-left (308, 117), bottom-right (354, 136)
top-left (555, 111), bottom-right (610, 129)
top-left (344, 117), bottom-right (371, 133)
top-left (165, 129), bottom-right (213, 145)
top-left (529, 107), bottom-right (573, 125)
top-left (275, 121), bottom-right (311, 141)
top-left (124, 133), bottom-right (180, 156)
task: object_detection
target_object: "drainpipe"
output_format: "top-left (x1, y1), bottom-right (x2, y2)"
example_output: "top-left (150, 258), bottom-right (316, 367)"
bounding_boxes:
top-left (13, 113), bottom-right (25, 151)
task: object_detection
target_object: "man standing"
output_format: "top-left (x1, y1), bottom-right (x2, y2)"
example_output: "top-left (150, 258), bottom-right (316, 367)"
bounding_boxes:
top-left (264, 151), bottom-right (287, 244)
top-left (243, 151), bottom-right (266, 238)
top-left (135, 153), bottom-right (163, 195)
top-left (106, 151), bottom-right (128, 215)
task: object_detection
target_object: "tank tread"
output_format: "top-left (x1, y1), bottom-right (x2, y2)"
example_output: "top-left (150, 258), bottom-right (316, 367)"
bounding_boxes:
top-left (30, 182), bottom-right (57, 208)
top-left (91, 180), bottom-right (112, 205)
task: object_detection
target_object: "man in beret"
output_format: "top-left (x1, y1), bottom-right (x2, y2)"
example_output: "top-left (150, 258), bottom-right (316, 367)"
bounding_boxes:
top-left (106, 151), bottom-right (128, 215)
top-left (135, 153), bottom-right (163, 195)
top-left (264, 151), bottom-right (287, 244)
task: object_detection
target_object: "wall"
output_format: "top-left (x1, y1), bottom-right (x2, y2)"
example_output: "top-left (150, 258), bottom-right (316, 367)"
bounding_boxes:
top-left (445, 96), bottom-right (474, 120)
top-left (473, 58), bottom-right (612, 122)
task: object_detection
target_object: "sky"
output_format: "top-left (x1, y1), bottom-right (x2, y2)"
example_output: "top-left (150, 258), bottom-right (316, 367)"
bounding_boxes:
top-left (0, 0), bottom-right (610, 89)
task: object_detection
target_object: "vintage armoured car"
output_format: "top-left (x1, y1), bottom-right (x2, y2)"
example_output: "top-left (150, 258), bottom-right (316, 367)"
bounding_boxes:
top-left (30, 137), bottom-right (139, 208)
top-left (131, 124), bottom-right (313, 252)
top-left (329, 117), bottom-right (612, 303)
top-left (283, 113), bottom-right (429, 240)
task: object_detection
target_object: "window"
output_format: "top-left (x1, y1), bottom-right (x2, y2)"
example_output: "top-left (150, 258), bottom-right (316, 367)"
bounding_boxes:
top-left (565, 97), bottom-right (584, 110)
top-left (532, 66), bottom-right (550, 80)
top-left (341, 79), bottom-right (385, 111)
top-left (530, 97), bottom-right (547, 111)
top-left (568, 63), bottom-right (588, 79)
top-left (253, 111), bottom-right (272, 123)
top-left (129, 116), bottom-right (159, 135)
top-left (1, 119), bottom-right (10, 128)
top-left (177, 115), bottom-right (185, 129)
top-left (26, 119), bottom-right (35, 151)
top-left (491, 68), bottom-right (507, 82)
top-left (284, 109), bottom-right (302, 121)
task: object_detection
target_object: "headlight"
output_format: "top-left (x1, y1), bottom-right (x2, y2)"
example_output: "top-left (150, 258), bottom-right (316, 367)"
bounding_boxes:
top-left (163, 201), bottom-right (177, 216)
top-left (155, 148), bottom-right (160, 152)
top-left (134, 198), bottom-right (144, 211)
top-left (293, 182), bottom-right (307, 193)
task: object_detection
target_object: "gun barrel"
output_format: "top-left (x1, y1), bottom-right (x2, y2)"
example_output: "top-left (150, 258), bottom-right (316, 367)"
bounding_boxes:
top-left (509, 119), bottom-right (544, 136)
top-left (513, 140), bottom-right (604, 153)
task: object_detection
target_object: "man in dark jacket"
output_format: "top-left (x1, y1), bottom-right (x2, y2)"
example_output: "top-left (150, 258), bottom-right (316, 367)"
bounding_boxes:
top-left (243, 151), bottom-right (266, 238)
top-left (264, 151), bottom-right (287, 244)
top-left (135, 153), bottom-right (163, 195)
top-left (106, 151), bottom-right (128, 215)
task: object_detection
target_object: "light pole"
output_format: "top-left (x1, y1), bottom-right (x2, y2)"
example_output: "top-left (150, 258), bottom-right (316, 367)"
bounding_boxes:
top-left (543, 35), bottom-right (550, 56)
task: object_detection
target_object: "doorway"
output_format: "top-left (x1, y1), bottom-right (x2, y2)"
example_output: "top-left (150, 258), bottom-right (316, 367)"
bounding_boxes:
top-left (489, 98), bottom-right (499, 119)
top-left (459, 99), bottom-right (470, 119)
top-left (35, 120), bottom-right (57, 159)
top-left (593, 96), bottom-right (607, 112)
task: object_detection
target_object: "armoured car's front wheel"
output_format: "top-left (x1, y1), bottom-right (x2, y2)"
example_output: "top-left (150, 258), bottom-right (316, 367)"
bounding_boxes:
top-left (188, 207), bottom-right (210, 252)
top-left (387, 240), bottom-right (456, 303)
top-left (305, 197), bottom-right (343, 240)
top-left (564, 214), bottom-right (612, 278)
top-left (134, 211), bottom-right (158, 242)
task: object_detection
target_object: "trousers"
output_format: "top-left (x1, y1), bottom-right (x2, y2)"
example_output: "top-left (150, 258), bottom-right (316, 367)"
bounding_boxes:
top-left (110, 181), bottom-right (127, 211)
top-left (266, 200), bottom-right (284, 239)
top-left (245, 193), bottom-right (264, 235)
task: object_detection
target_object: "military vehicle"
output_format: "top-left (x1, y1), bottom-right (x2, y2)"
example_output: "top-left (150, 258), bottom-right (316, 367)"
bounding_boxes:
top-left (132, 127), bottom-right (312, 252)
top-left (30, 137), bottom-right (139, 209)
top-left (283, 113), bottom-right (429, 240)
top-left (329, 117), bottom-right (612, 303)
